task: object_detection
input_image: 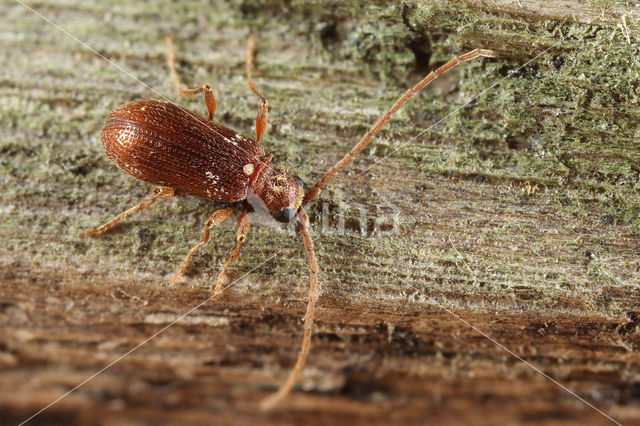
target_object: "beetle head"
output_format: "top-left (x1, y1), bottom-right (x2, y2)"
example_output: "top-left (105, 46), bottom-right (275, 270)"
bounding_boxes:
top-left (249, 163), bottom-right (305, 223)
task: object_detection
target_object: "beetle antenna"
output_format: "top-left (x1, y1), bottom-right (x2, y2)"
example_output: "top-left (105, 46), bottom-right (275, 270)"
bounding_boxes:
top-left (303, 48), bottom-right (496, 203)
top-left (260, 207), bottom-right (318, 411)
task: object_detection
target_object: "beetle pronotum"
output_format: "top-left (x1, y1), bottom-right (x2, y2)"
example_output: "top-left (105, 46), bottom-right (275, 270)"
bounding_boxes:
top-left (84, 34), bottom-right (495, 410)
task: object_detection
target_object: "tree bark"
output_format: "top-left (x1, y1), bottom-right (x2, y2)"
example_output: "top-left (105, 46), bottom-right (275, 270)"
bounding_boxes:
top-left (1, 0), bottom-right (639, 424)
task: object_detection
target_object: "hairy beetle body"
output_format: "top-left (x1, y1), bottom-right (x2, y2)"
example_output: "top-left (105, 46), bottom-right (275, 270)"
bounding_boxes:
top-left (102, 99), bottom-right (264, 202)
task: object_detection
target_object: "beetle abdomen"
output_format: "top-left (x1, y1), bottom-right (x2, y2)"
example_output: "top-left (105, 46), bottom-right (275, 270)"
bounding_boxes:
top-left (101, 100), bottom-right (264, 202)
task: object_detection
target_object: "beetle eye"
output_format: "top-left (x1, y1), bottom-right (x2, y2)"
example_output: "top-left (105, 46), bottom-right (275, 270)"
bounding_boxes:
top-left (293, 175), bottom-right (305, 190)
top-left (272, 208), bottom-right (296, 223)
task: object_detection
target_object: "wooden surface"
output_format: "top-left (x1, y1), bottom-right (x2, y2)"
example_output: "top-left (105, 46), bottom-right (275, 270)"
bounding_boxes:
top-left (1, 1), bottom-right (639, 425)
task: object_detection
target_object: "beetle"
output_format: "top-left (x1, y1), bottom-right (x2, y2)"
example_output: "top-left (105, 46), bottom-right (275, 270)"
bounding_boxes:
top-left (84, 34), bottom-right (496, 410)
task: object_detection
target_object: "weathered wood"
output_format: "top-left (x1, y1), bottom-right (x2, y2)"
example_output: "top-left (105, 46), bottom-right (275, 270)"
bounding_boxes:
top-left (1, 0), bottom-right (639, 424)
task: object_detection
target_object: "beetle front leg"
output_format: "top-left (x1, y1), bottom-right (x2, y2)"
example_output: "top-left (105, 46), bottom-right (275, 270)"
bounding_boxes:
top-left (213, 203), bottom-right (251, 299)
top-left (170, 205), bottom-right (236, 285)
top-left (83, 186), bottom-right (175, 237)
top-left (165, 35), bottom-right (217, 121)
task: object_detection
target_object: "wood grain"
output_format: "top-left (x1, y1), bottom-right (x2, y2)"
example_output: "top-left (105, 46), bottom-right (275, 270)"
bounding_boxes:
top-left (1, 0), bottom-right (639, 424)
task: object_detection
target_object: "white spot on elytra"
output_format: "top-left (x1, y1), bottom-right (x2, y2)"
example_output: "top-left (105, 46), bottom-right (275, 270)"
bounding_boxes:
top-left (223, 136), bottom-right (239, 147)
top-left (117, 127), bottom-right (135, 146)
top-left (205, 171), bottom-right (220, 183)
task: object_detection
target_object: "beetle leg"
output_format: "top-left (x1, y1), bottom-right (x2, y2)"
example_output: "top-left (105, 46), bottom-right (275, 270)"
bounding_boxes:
top-left (246, 34), bottom-right (268, 143)
top-left (260, 207), bottom-right (318, 411)
top-left (83, 186), bottom-right (175, 237)
top-left (213, 203), bottom-right (251, 299)
top-left (170, 205), bottom-right (236, 286)
top-left (177, 84), bottom-right (217, 121)
top-left (165, 35), bottom-right (217, 121)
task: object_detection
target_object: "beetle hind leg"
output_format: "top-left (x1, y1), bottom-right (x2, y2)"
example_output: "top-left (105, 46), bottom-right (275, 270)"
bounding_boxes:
top-left (83, 186), bottom-right (175, 237)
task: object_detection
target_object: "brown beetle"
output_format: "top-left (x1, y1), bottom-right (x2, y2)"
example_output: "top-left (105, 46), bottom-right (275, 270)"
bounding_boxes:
top-left (84, 35), bottom-right (495, 409)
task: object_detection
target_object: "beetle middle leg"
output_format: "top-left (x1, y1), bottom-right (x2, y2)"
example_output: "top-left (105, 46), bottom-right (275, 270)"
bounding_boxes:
top-left (246, 34), bottom-right (268, 143)
top-left (83, 186), bottom-right (175, 237)
top-left (213, 203), bottom-right (251, 299)
top-left (165, 35), bottom-right (217, 121)
top-left (170, 204), bottom-right (236, 285)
